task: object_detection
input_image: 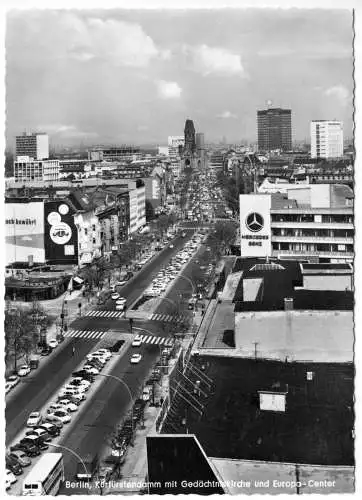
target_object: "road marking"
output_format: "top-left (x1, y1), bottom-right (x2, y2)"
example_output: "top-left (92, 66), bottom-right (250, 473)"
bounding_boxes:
top-left (64, 329), bottom-right (106, 340)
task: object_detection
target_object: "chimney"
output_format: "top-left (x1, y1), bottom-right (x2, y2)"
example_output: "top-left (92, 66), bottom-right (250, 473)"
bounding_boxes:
top-left (284, 297), bottom-right (294, 311)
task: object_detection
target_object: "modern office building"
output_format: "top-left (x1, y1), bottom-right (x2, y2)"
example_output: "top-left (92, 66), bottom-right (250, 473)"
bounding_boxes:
top-left (257, 108), bottom-right (292, 152)
top-left (13, 157), bottom-right (60, 182)
top-left (239, 184), bottom-right (354, 263)
top-left (310, 120), bottom-right (344, 159)
top-left (196, 132), bottom-right (205, 151)
top-left (88, 146), bottom-right (141, 162)
top-left (15, 132), bottom-right (49, 160)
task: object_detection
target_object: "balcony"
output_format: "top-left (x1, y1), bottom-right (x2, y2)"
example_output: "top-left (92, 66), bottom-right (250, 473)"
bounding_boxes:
top-left (272, 235), bottom-right (354, 245)
top-left (272, 222), bottom-right (353, 230)
top-left (272, 249), bottom-right (354, 259)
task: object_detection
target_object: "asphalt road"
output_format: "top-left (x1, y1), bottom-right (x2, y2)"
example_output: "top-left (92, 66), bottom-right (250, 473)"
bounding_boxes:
top-left (5, 229), bottom-right (197, 451)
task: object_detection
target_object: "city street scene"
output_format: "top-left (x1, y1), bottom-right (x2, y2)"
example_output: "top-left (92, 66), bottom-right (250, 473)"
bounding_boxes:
top-left (4, 5), bottom-right (355, 496)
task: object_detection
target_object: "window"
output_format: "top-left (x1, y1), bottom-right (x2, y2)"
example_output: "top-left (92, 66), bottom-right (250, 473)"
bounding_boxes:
top-left (93, 238), bottom-right (96, 244)
top-left (92, 224), bottom-right (96, 231)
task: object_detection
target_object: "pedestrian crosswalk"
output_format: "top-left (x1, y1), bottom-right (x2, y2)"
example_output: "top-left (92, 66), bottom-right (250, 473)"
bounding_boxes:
top-left (148, 313), bottom-right (189, 324)
top-left (138, 334), bottom-right (174, 347)
top-left (84, 310), bottom-right (125, 319)
top-left (64, 329), bottom-right (107, 340)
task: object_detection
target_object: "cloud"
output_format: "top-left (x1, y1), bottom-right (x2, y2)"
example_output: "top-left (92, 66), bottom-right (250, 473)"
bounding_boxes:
top-left (324, 85), bottom-right (350, 104)
top-left (217, 111), bottom-right (238, 119)
top-left (185, 44), bottom-right (245, 76)
top-left (156, 80), bottom-right (182, 99)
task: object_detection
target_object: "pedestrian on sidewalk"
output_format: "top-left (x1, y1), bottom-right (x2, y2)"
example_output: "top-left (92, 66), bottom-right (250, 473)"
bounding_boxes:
top-left (72, 346), bottom-right (75, 356)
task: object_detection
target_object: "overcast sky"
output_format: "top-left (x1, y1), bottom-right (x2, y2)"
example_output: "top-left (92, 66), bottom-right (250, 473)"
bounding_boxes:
top-left (5, 8), bottom-right (353, 147)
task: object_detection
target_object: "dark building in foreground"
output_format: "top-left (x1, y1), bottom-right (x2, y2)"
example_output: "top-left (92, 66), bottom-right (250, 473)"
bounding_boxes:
top-left (258, 108), bottom-right (292, 152)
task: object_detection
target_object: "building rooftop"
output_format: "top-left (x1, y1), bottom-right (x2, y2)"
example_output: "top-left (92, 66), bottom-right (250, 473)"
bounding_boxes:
top-left (162, 355), bottom-right (354, 466)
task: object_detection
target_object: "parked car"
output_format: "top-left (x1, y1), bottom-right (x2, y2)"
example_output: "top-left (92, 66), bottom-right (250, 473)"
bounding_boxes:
top-left (48, 410), bottom-right (71, 424)
top-left (18, 364), bottom-right (31, 377)
top-left (6, 382), bottom-right (12, 394)
top-left (58, 390), bottom-right (86, 402)
top-left (29, 359), bottom-right (40, 370)
top-left (48, 339), bottom-right (58, 349)
top-left (72, 370), bottom-right (95, 382)
top-left (26, 412), bottom-right (42, 427)
top-left (41, 346), bottom-right (53, 356)
top-left (111, 293), bottom-right (120, 300)
top-left (109, 340), bottom-right (125, 353)
top-left (39, 422), bottom-right (61, 437)
top-left (6, 375), bottom-right (19, 389)
top-left (22, 434), bottom-right (48, 451)
top-left (82, 365), bottom-right (100, 375)
top-left (57, 399), bottom-right (79, 412)
top-left (142, 387), bottom-right (151, 402)
top-left (6, 469), bottom-right (17, 485)
top-left (7, 451), bottom-right (31, 468)
top-left (44, 415), bottom-right (64, 428)
top-left (10, 441), bottom-right (39, 458)
top-left (6, 456), bottom-right (23, 475)
top-left (25, 427), bottom-right (51, 442)
top-left (94, 349), bottom-right (112, 360)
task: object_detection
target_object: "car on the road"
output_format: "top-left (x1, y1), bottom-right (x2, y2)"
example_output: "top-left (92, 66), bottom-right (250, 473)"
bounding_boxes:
top-left (39, 422), bottom-right (61, 437)
top-left (47, 402), bottom-right (65, 414)
top-left (132, 336), bottom-right (143, 347)
top-left (48, 409), bottom-right (71, 424)
top-left (6, 374), bottom-right (19, 389)
top-left (63, 383), bottom-right (88, 393)
top-left (82, 365), bottom-right (100, 375)
top-left (21, 435), bottom-right (48, 452)
top-left (109, 340), bottom-right (125, 353)
top-left (6, 455), bottom-right (23, 475)
top-left (142, 387), bottom-right (151, 402)
top-left (26, 412), bottom-right (42, 427)
top-left (130, 354), bottom-right (142, 364)
top-left (6, 382), bottom-right (13, 394)
top-left (69, 377), bottom-right (91, 389)
top-left (57, 399), bottom-right (79, 412)
top-left (72, 370), bottom-right (95, 382)
top-left (18, 364), bottom-right (31, 377)
top-left (10, 441), bottom-right (40, 458)
top-left (44, 415), bottom-right (64, 429)
top-left (58, 390), bottom-right (86, 402)
top-left (95, 348), bottom-right (112, 360)
top-left (41, 346), bottom-right (53, 356)
top-left (7, 451), bottom-right (31, 468)
top-left (111, 292), bottom-right (120, 300)
top-left (85, 359), bottom-right (104, 370)
top-left (25, 427), bottom-right (51, 442)
top-left (6, 469), bottom-right (17, 485)
top-left (48, 339), bottom-right (58, 349)
top-left (86, 352), bottom-right (107, 364)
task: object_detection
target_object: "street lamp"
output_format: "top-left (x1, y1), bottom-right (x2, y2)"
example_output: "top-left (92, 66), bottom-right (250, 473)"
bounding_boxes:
top-left (97, 373), bottom-right (135, 446)
top-left (47, 443), bottom-right (89, 493)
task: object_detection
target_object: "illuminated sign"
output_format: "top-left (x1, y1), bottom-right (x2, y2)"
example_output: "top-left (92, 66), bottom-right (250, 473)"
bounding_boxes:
top-left (239, 195), bottom-right (272, 257)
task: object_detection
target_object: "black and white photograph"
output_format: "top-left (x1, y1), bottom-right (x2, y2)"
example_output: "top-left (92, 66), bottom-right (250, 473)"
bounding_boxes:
top-left (2, 0), bottom-right (358, 495)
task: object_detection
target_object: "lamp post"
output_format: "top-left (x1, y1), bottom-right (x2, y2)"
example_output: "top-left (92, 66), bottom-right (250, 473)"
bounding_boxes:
top-left (97, 373), bottom-right (135, 446)
top-left (47, 443), bottom-right (89, 493)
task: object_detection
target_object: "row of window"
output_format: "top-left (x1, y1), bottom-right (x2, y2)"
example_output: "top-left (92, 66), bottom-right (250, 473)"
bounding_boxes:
top-left (273, 242), bottom-right (353, 253)
top-left (271, 214), bottom-right (353, 224)
top-left (272, 229), bottom-right (353, 238)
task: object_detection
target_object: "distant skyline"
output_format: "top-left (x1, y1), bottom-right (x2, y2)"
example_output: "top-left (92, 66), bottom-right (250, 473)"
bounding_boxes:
top-left (6, 8), bottom-right (354, 147)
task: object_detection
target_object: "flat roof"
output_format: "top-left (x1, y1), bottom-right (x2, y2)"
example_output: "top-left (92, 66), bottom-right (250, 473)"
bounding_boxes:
top-left (162, 355), bottom-right (354, 466)
top-left (234, 310), bottom-right (353, 362)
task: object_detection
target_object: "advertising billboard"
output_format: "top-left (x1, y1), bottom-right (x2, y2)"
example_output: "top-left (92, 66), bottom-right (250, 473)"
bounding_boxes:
top-left (239, 194), bottom-right (272, 257)
top-left (5, 201), bottom-right (45, 265)
top-left (44, 201), bottom-right (78, 264)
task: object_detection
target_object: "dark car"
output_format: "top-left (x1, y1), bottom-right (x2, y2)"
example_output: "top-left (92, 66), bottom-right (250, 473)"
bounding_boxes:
top-left (38, 422), bottom-right (60, 437)
top-left (6, 455), bottom-right (23, 475)
top-left (10, 441), bottom-right (40, 458)
top-left (72, 370), bottom-right (95, 382)
top-left (86, 358), bottom-right (104, 369)
top-left (7, 451), bottom-right (31, 468)
top-left (44, 417), bottom-right (64, 429)
top-left (29, 359), bottom-right (40, 370)
top-left (109, 340), bottom-right (125, 353)
top-left (21, 435), bottom-right (48, 451)
top-left (41, 346), bottom-right (53, 356)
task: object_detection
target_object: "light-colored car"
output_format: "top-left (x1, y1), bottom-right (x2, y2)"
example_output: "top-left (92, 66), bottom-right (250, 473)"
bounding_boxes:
top-left (86, 354), bottom-right (107, 365)
top-left (59, 386), bottom-right (85, 397)
top-left (142, 387), bottom-right (151, 402)
top-left (130, 354), bottom-right (142, 364)
top-left (58, 391), bottom-right (85, 402)
top-left (26, 412), bottom-right (42, 427)
top-left (47, 403), bottom-right (64, 414)
top-left (18, 364), bottom-right (31, 377)
top-left (57, 399), bottom-right (79, 412)
top-left (69, 377), bottom-right (91, 389)
top-left (132, 336), bottom-right (143, 347)
top-left (96, 349), bottom-right (112, 359)
top-left (83, 365), bottom-right (99, 375)
top-left (7, 375), bottom-right (19, 389)
top-left (111, 293), bottom-right (120, 300)
top-left (48, 339), bottom-right (58, 349)
top-left (63, 383), bottom-right (87, 393)
top-left (8, 450), bottom-right (31, 467)
top-left (6, 469), bottom-right (17, 485)
top-left (6, 382), bottom-right (12, 394)
top-left (48, 410), bottom-right (71, 424)
top-left (26, 427), bottom-right (51, 442)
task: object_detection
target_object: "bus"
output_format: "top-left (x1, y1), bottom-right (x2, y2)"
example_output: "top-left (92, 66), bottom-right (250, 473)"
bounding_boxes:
top-left (22, 453), bottom-right (64, 496)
